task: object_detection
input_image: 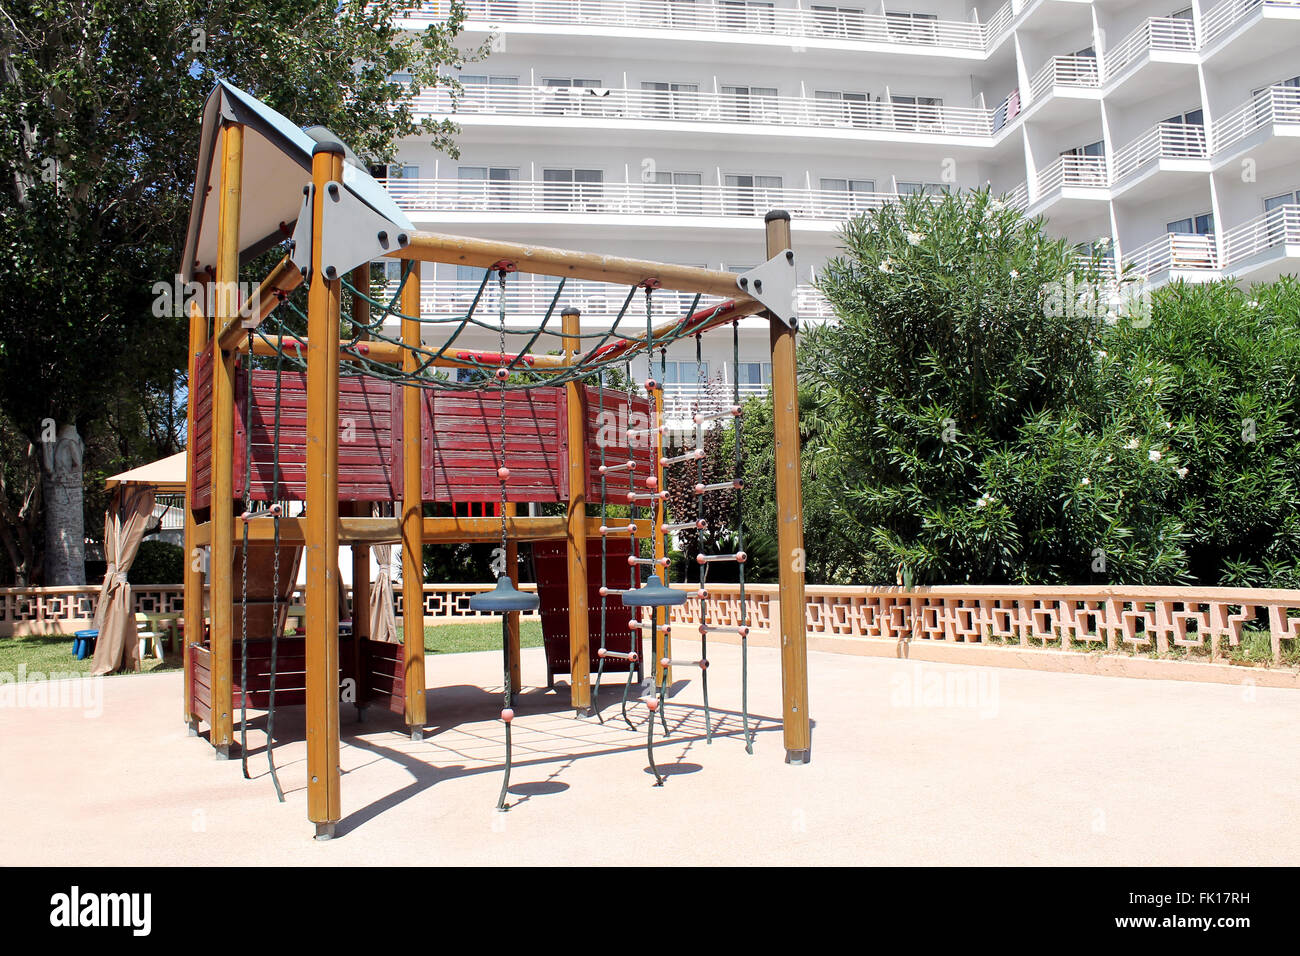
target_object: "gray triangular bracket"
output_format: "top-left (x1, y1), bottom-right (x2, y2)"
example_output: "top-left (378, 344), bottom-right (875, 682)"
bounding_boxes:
top-left (289, 184), bottom-right (313, 280)
top-left (319, 180), bottom-right (410, 281)
top-left (737, 249), bottom-right (798, 328)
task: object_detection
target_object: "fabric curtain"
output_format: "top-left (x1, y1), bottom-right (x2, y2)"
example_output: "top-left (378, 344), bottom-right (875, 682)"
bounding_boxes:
top-left (369, 544), bottom-right (398, 643)
top-left (91, 486), bottom-right (156, 674)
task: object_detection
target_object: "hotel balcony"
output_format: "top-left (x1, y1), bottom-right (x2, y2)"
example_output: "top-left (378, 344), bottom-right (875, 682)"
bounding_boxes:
top-left (1209, 85), bottom-right (1300, 167)
top-left (1100, 16), bottom-right (1198, 104)
top-left (398, 0), bottom-right (1015, 57)
top-left (411, 84), bottom-right (998, 144)
top-left (1110, 122), bottom-right (1208, 200)
top-left (380, 278), bottom-right (836, 326)
top-left (386, 177), bottom-right (950, 228)
top-left (1025, 55), bottom-right (1101, 126)
top-left (1201, 0), bottom-right (1300, 65)
top-left (1030, 154), bottom-right (1108, 217)
top-left (1123, 233), bottom-right (1220, 284)
top-left (1221, 204), bottom-right (1300, 282)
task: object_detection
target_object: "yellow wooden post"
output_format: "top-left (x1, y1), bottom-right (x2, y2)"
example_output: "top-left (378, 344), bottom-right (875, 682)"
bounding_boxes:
top-left (653, 383), bottom-right (671, 688)
top-left (349, 267), bottom-right (371, 717)
top-left (563, 307), bottom-right (591, 715)
top-left (208, 122), bottom-right (243, 758)
top-left (304, 142), bottom-right (344, 837)
top-left (400, 261), bottom-right (427, 737)
top-left (183, 294), bottom-right (209, 734)
top-left (765, 210), bottom-right (811, 764)
top-left (504, 501), bottom-right (522, 691)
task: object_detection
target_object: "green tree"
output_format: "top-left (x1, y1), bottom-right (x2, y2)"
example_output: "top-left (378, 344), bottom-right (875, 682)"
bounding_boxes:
top-left (0, 0), bottom-right (479, 583)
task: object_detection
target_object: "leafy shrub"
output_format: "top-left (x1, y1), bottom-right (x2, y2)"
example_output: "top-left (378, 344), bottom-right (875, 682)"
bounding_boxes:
top-left (129, 540), bottom-right (184, 585)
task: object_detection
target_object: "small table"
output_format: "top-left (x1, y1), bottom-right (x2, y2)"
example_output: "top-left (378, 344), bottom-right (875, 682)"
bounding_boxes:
top-left (73, 629), bottom-right (98, 660)
top-left (143, 613), bottom-right (182, 654)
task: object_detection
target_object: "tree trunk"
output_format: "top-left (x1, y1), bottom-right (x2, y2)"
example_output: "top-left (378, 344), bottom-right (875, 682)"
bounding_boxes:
top-left (41, 422), bottom-right (86, 586)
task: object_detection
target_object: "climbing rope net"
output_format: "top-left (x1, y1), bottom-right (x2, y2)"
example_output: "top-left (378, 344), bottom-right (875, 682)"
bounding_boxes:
top-left (237, 259), bottom-right (755, 806)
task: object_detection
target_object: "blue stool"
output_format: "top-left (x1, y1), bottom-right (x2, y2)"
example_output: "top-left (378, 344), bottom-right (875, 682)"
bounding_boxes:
top-left (73, 629), bottom-right (98, 660)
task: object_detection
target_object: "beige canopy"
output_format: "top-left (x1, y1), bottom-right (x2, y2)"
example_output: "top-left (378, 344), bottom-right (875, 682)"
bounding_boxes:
top-left (104, 452), bottom-right (187, 494)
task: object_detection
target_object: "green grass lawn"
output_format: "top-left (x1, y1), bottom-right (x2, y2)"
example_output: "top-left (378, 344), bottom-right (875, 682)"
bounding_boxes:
top-left (404, 620), bottom-right (545, 656)
top-left (0, 633), bottom-right (179, 680)
top-left (0, 622), bottom-right (540, 684)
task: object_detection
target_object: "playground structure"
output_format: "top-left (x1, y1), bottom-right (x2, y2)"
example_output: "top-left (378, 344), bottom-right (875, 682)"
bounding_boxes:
top-left (180, 82), bottom-right (810, 837)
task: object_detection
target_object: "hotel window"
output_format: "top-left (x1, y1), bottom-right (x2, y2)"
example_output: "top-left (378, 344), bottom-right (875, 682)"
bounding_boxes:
top-left (1264, 190), bottom-right (1299, 243)
top-left (1169, 7), bottom-right (1192, 19)
top-left (647, 170), bottom-right (705, 214)
top-left (721, 84), bottom-right (780, 123)
top-left (811, 5), bottom-right (865, 38)
top-left (386, 164), bottom-right (420, 180)
top-left (1061, 140), bottom-right (1107, 184)
top-left (1166, 213), bottom-right (1214, 235)
top-left (642, 81), bottom-right (700, 119)
top-left (815, 89), bottom-right (870, 127)
top-left (725, 174), bottom-right (783, 215)
top-left (718, 0), bottom-right (775, 32)
top-left (1265, 189), bottom-right (1300, 211)
top-left (890, 93), bottom-right (942, 131)
top-left (1163, 108), bottom-right (1203, 126)
top-left (543, 168), bottom-right (604, 212)
top-left (885, 10), bottom-right (939, 43)
top-left (457, 166), bottom-right (518, 210)
top-left (896, 181), bottom-right (945, 196)
top-left (736, 362), bottom-right (772, 387)
top-left (820, 178), bottom-right (876, 214)
top-left (662, 360), bottom-right (711, 385)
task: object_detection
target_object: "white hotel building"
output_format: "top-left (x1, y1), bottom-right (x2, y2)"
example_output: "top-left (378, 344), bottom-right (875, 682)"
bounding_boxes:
top-left (379, 0), bottom-right (1300, 415)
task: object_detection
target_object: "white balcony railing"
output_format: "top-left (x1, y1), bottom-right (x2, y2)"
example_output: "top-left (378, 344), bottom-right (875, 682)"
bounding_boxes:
top-left (380, 279), bottom-right (836, 322)
top-left (414, 85), bottom-right (996, 137)
top-left (1210, 84), bottom-right (1300, 154)
top-left (1102, 16), bottom-right (1198, 80)
top-left (400, 0), bottom-right (1016, 51)
top-left (662, 382), bottom-right (769, 421)
top-left (1124, 233), bottom-right (1219, 277)
top-left (1202, 0), bottom-right (1300, 45)
top-left (1035, 154), bottom-right (1108, 196)
top-left (1221, 204), bottom-right (1300, 264)
top-left (1111, 122), bottom-right (1207, 183)
top-left (1029, 55), bottom-right (1102, 102)
top-left (386, 177), bottom-right (917, 222)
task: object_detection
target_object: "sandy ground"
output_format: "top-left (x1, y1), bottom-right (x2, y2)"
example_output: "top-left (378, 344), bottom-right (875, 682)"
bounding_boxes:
top-left (1, 640), bottom-right (1296, 866)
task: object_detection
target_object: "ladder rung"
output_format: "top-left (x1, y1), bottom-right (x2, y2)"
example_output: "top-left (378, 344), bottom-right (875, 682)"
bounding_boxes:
top-left (599, 523), bottom-right (638, 536)
top-left (627, 490), bottom-right (668, 502)
top-left (659, 449), bottom-right (705, 466)
top-left (660, 520), bottom-right (704, 533)
top-left (693, 406), bottom-right (741, 424)
top-left (660, 657), bottom-right (709, 670)
top-left (240, 504), bottom-right (284, 522)
top-left (694, 480), bottom-right (742, 494)
top-left (596, 649), bottom-right (638, 661)
top-left (698, 624), bottom-right (750, 637)
top-left (627, 424), bottom-right (667, 437)
top-left (598, 460), bottom-right (636, 474)
top-left (630, 621), bottom-right (670, 632)
top-left (697, 551), bottom-right (747, 564)
top-left (598, 586), bottom-right (633, 597)
top-left (628, 555), bottom-right (671, 567)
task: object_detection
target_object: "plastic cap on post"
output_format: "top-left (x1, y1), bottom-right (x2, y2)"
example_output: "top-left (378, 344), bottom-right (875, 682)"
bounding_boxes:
top-left (468, 576), bottom-right (540, 613)
top-left (765, 209), bottom-right (791, 223)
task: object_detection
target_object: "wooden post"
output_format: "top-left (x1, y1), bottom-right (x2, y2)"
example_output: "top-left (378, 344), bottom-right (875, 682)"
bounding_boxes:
top-left (765, 210), bottom-right (811, 764)
top-left (304, 142), bottom-right (344, 837)
top-left (504, 501), bottom-right (521, 691)
top-left (182, 294), bottom-right (209, 734)
top-left (349, 267), bottom-right (371, 718)
top-left (563, 307), bottom-right (591, 715)
top-left (400, 260), bottom-right (427, 737)
top-left (208, 122), bottom-right (243, 758)
top-left (653, 382), bottom-right (671, 688)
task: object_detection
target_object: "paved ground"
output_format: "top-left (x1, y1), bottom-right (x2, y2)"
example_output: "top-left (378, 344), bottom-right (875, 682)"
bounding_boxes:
top-left (1, 641), bottom-right (1296, 865)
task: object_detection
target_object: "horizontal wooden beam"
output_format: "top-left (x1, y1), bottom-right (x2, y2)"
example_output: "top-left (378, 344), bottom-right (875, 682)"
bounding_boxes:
top-left (192, 514), bottom-right (654, 546)
top-left (217, 256), bottom-right (303, 352)
top-left (399, 232), bottom-right (763, 305)
top-left (236, 335), bottom-right (572, 370)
